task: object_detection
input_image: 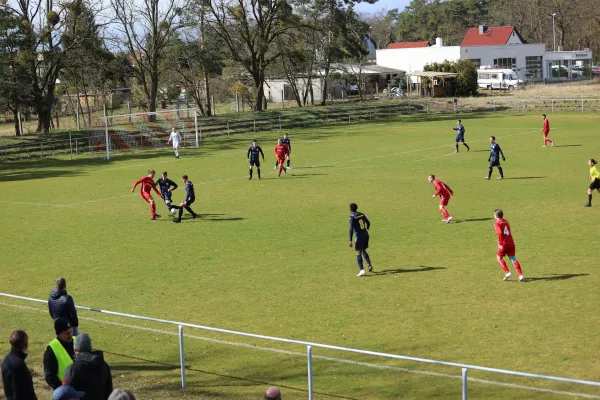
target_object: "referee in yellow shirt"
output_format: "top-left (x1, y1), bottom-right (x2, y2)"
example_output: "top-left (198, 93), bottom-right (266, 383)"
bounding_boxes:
top-left (586, 159), bottom-right (600, 207)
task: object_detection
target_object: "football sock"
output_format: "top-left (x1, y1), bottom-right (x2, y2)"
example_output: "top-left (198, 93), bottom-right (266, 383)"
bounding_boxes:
top-left (488, 167), bottom-right (493, 179)
top-left (278, 167), bottom-right (282, 176)
top-left (275, 161), bottom-right (279, 168)
top-left (512, 260), bottom-right (523, 275)
top-left (287, 160), bottom-right (290, 167)
top-left (151, 202), bottom-right (156, 216)
top-left (588, 194), bottom-right (592, 204)
top-left (498, 259), bottom-right (510, 273)
top-left (440, 208), bottom-right (449, 219)
top-left (464, 143), bottom-right (470, 151)
top-left (356, 255), bottom-right (364, 270)
top-left (455, 143), bottom-right (459, 152)
top-left (362, 251), bottom-right (372, 266)
top-left (257, 168), bottom-right (261, 178)
top-left (498, 166), bottom-right (504, 178)
top-left (249, 169), bottom-right (253, 178)
top-left (176, 207), bottom-right (183, 221)
top-left (185, 206), bottom-right (195, 216)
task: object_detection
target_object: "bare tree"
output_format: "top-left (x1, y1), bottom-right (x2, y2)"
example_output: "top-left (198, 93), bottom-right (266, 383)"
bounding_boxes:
top-left (110, 0), bottom-right (188, 115)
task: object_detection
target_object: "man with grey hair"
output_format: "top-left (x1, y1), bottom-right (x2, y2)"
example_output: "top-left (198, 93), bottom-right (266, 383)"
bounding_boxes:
top-left (264, 386), bottom-right (281, 400)
top-left (63, 333), bottom-right (113, 400)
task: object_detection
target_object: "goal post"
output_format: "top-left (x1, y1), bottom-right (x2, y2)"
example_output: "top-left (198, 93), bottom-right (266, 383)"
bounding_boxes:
top-left (97, 108), bottom-right (199, 160)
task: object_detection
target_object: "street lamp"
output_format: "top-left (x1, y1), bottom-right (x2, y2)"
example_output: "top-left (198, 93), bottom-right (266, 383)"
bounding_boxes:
top-left (552, 13), bottom-right (557, 52)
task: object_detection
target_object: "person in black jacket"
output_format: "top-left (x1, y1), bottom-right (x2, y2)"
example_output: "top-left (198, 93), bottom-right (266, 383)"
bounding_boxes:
top-left (63, 333), bottom-right (113, 400)
top-left (48, 278), bottom-right (79, 335)
top-left (1, 330), bottom-right (37, 400)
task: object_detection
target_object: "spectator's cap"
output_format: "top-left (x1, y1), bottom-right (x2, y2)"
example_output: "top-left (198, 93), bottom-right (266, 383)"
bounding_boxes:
top-left (108, 389), bottom-right (136, 400)
top-left (74, 333), bottom-right (92, 352)
top-left (54, 318), bottom-right (72, 335)
top-left (53, 385), bottom-right (85, 400)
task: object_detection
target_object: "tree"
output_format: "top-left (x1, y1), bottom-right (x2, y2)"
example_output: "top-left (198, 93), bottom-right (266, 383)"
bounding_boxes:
top-left (110, 0), bottom-right (188, 115)
top-left (203, 0), bottom-right (299, 111)
top-left (424, 59), bottom-right (477, 96)
top-left (361, 8), bottom-right (398, 50)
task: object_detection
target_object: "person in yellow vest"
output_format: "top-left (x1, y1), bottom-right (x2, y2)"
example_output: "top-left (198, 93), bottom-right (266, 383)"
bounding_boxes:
top-left (43, 317), bottom-right (75, 389)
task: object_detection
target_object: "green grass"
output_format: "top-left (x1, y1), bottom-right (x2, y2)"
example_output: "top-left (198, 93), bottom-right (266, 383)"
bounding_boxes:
top-left (0, 112), bottom-right (599, 399)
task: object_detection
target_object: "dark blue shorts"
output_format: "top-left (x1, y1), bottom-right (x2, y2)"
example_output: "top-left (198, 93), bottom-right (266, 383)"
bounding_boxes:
top-left (456, 134), bottom-right (465, 142)
top-left (249, 159), bottom-right (261, 167)
top-left (489, 158), bottom-right (501, 167)
top-left (162, 192), bottom-right (172, 203)
top-left (355, 235), bottom-right (369, 251)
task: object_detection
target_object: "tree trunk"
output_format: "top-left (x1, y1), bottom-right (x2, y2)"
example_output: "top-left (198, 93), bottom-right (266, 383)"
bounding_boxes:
top-left (12, 108), bottom-right (21, 136)
top-left (204, 71), bottom-right (212, 117)
top-left (253, 74), bottom-right (264, 111)
top-left (149, 74), bottom-right (158, 121)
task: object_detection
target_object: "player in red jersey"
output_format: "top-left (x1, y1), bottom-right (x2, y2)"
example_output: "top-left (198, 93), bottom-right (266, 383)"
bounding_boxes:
top-left (541, 114), bottom-right (554, 147)
top-left (274, 139), bottom-right (289, 177)
top-left (428, 174), bottom-right (454, 223)
top-left (131, 169), bottom-right (163, 220)
top-left (493, 209), bottom-right (524, 281)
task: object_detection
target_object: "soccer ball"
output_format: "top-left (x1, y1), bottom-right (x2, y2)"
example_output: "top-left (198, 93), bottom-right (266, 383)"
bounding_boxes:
top-left (170, 208), bottom-right (177, 215)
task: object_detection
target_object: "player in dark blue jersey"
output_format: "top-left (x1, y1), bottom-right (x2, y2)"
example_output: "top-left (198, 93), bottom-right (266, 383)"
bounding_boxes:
top-left (348, 203), bottom-right (373, 276)
top-left (452, 120), bottom-right (470, 152)
top-left (486, 136), bottom-right (505, 180)
top-left (155, 171), bottom-right (179, 214)
top-left (247, 140), bottom-right (265, 180)
top-left (274, 133), bottom-right (292, 169)
top-left (173, 175), bottom-right (197, 223)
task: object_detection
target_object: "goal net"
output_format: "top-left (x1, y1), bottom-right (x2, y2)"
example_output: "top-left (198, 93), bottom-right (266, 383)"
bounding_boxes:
top-left (88, 109), bottom-right (198, 159)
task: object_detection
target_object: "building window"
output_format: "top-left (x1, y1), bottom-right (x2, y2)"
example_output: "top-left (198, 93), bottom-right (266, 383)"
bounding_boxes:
top-left (469, 59), bottom-right (481, 68)
top-left (525, 56), bottom-right (542, 81)
top-left (493, 58), bottom-right (516, 69)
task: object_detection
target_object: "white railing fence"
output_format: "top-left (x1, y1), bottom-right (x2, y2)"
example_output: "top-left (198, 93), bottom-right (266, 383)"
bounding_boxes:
top-left (1, 292), bottom-right (599, 399)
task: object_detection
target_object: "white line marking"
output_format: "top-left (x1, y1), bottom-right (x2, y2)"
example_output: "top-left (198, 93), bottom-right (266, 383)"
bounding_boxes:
top-left (0, 129), bottom-right (541, 208)
top-left (2, 302), bottom-right (597, 398)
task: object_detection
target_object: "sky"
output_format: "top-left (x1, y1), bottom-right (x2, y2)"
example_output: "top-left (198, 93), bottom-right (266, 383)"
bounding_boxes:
top-left (353, 0), bottom-right (411, 14)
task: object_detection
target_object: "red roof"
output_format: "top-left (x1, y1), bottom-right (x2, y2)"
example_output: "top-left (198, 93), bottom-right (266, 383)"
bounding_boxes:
top-left (387, 41), bottom-right (429, 49)
top-left (461, 26), bottom-right (523, 46)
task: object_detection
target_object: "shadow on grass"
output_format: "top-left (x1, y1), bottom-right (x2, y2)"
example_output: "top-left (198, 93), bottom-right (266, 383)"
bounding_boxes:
top-left (192, 215), bottom-right (245, 222)
top-left (453, 217), bottom-right (494, 224)
top-left (290, 173), bottom-right (328, 177)
top-left (504, 176), bottom-right (546, 180)
top-left (470, 149), bottom-right (490, 152)
top-left (525, 273), bottom-right (589, 282)
top-left (372, 265), bottom-right (446, 276)
top-left (105, 351), bottom-right (360, 399)
top-left (553, 144), bottom-right (582, 147)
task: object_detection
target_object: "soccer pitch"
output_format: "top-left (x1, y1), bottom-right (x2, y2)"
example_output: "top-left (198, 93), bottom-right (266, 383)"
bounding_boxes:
top-left (0, 112), bottom-right (599, 399)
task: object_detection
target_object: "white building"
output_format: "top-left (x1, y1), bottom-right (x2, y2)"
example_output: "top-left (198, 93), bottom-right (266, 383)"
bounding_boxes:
top-left (376, 25), bottom-right (593, 82)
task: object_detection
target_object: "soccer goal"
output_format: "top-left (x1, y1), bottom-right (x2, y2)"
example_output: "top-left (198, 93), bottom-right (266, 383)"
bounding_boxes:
top-left (91, 108), bottom-right (199, 160)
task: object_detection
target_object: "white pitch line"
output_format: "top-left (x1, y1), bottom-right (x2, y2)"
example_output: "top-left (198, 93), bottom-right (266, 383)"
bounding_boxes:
top-left (0, 128), bottom-right (543, 208)
top-left (1, 302), bottom-right (597, 399)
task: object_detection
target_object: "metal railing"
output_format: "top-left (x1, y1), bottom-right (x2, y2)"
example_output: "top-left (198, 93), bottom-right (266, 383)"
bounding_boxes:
top-left (1, 292), bottom-right (599, 399)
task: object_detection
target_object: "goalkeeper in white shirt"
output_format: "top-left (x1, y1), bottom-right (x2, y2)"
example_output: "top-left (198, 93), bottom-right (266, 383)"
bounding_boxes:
top-left (167, 127), bottom-right (182, 158)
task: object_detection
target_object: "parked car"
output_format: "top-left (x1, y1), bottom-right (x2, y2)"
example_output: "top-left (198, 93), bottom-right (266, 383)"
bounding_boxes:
top-left (347, 84), bottom-right (359, 96)
top-left (592, 66), bottom-right (600, 76)
top-left (388, 87), bottom-right (405, 98)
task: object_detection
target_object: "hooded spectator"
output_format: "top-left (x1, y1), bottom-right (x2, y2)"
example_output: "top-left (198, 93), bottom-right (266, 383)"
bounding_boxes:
top-left (48, 278), bottom-right (79, 335)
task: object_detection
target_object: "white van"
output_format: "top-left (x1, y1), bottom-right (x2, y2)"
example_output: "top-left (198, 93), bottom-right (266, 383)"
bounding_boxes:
top-left (477, 68), bottom-right (524, 90)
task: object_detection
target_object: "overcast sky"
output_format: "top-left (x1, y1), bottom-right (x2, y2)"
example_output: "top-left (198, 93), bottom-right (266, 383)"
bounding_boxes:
top-left (353, 0), bottom-right (411, 14)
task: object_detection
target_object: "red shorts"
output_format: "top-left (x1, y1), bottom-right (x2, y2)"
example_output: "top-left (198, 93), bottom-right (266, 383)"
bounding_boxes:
top-left (440, 196), bottom-right (450, 206)
top-left (497, 244), bottom-right (516, 257)
top-left (277, 157), bottom-right (285, 165)
top-left (140, 192), bottom-right (153, 203)
top-left (543, 132), bottom-right (549, 137)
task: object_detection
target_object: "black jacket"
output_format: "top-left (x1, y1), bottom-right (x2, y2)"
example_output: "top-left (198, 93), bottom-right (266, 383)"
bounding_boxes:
top-left (48, 289), bottom-right (79, 327)
top-left (63, 351), bottom-right (113, 400)
top-left (43, 338), bottom-right (75, 389)
top-left (1, 349), bottom-right (37, 400)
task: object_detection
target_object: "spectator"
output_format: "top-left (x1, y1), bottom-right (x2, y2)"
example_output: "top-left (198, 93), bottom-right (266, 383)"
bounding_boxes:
top-left (107, 389), bottom-right (136, 400)
top-left (52, 386), bottom-right (85, 400)
top-left (48, 278), bottom-right (79, 336)
top-left (1, 330), bottom-right (37, 400)
top-left (44, 318), bottom-right (75, 389)
top-left (63, 333), bottom-right (113, 400)
top-left (264, 386), bottom-right (281, 400)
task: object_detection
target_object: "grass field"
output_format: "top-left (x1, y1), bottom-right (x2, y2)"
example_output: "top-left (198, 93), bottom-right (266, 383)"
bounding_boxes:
top-left (0, 112), bottom-right (599, 400)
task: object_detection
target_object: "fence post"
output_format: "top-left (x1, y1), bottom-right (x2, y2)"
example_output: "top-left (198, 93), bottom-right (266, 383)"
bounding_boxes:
top-left (253, 119), bottom-right (256, 132)
top-left (76, 138), bottom-right (78, 155)
top-left (522, 101), bottom-right (525, 114)
top-left (493, 100), bottom-right (496, 112)
top-left (307, 345), bottom-right (314, 400)
top-left (127, 102), bottom-right (132, 124)
top-left (69, 131), bottom-right (73, 160)
top-left (104, 116), bottom-right (110, 160)
top-left (551, 99), bottom-right (554, 113)
top-left (227, 121), bottom-right (230, 137)
top-left (582, 99), bottom-right (584, 113)
top-left (348, 113), bottom-right (350, 123)
top-left (427, 102), bottom-right (429, 114)
top-left (462, 368), bottom-right (468, 400)
top-left (179, 325), bottom-right (186, 389)
top-left (194, 110), bottom-right (199, 149)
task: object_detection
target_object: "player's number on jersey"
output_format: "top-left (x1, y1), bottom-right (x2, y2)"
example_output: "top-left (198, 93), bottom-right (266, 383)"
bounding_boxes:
top-left (504, 227), bottom-right (510, 236)
top-left (358, 219), bottom-right (365, 230)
